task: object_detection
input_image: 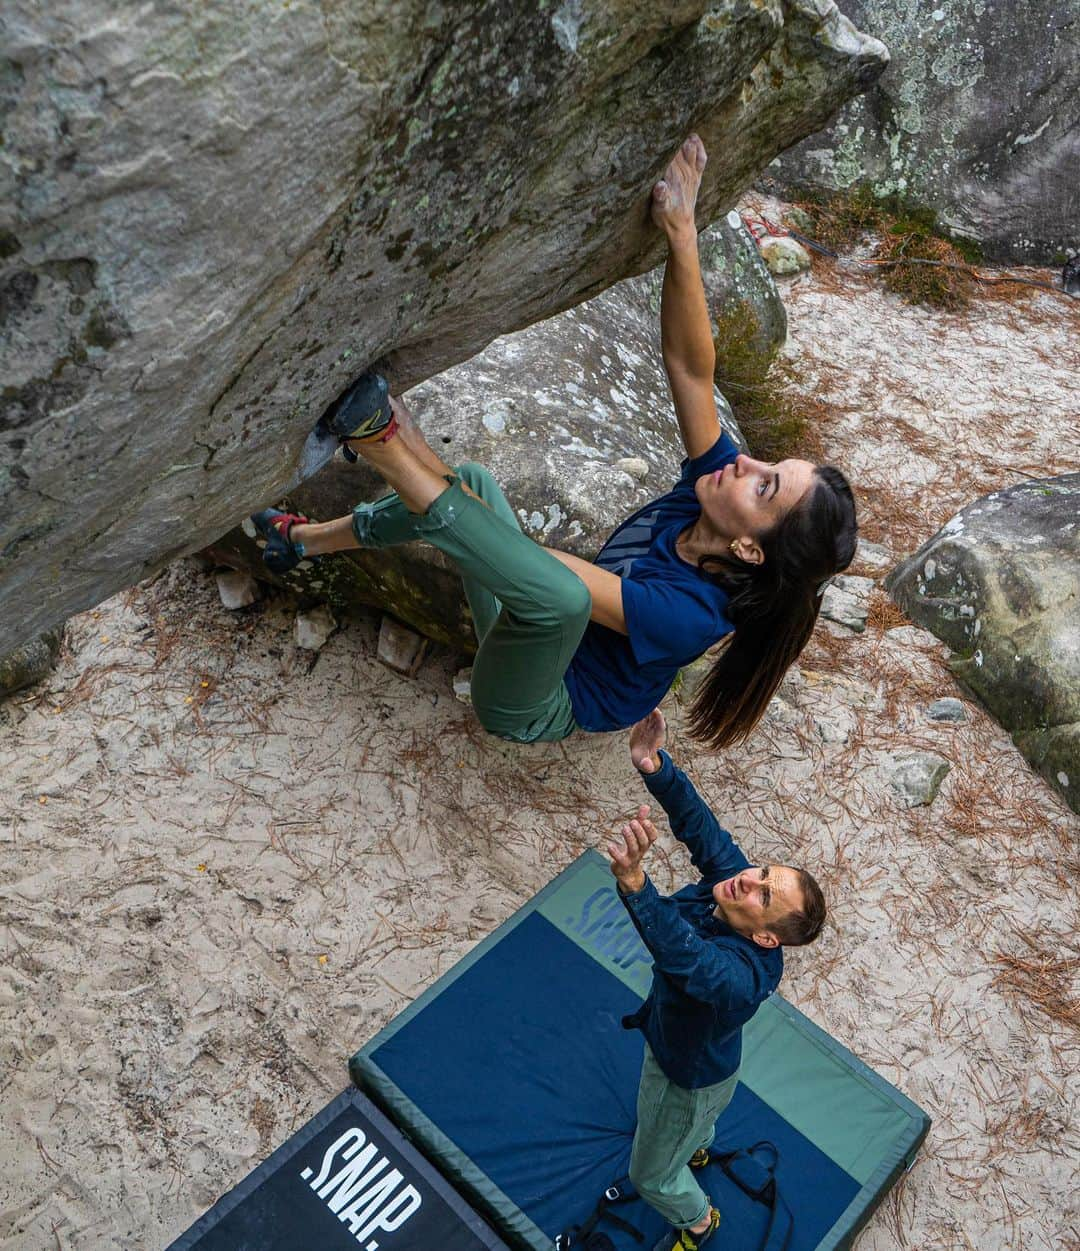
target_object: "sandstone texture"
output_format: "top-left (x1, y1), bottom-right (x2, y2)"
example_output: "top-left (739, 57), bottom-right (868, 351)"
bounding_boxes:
top-left (208, 249), bottom-right (749, 649)
top-left (888, 476), bottom-right (1080, 813)
top-left (0, 1), bottom-right (887, 654)
top-left (767, 0), bottom-right (1080, 262)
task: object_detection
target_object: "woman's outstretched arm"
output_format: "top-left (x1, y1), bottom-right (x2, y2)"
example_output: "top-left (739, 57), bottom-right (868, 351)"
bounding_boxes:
top-left (653, 135), bottom-right (719, 461)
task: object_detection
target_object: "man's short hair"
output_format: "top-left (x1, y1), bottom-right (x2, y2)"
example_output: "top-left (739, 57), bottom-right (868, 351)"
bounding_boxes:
top-left (769, 869), bottom-right (827, 946)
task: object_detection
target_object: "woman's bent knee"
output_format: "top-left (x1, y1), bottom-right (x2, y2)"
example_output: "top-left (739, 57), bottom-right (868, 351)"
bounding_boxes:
top-left (454, 462), bottom-right (498, 495)
top-left (559, 570), bottom-right (593, 629)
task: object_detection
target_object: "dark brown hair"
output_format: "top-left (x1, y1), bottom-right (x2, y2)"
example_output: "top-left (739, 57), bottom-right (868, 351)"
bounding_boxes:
top-left (688, 466), bottom-right (857, 749)
top-left (769, 869), bottom-right (827, 947)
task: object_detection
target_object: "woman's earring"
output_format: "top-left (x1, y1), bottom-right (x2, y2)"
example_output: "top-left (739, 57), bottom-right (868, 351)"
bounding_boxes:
top-left (729, 539), bottom-right (740, 557)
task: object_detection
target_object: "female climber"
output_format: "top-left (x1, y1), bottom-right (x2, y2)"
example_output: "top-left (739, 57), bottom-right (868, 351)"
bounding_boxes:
top-left (252, 135), bottom-right (857, 747)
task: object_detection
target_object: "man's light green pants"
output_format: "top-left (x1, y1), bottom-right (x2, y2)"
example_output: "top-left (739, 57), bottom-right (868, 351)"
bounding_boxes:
top-left (351, 463), bottom-right (589, 742)
top-left (629, 1044), bottom-right (739, 1230)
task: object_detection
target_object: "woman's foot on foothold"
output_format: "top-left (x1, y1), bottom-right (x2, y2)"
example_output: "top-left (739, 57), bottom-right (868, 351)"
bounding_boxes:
top-left (652, 133), bottom-right (707, 239)
top-left (324, 370), bottom-right (399, 456)
top-left (251, 509), bottom-right (312, 574)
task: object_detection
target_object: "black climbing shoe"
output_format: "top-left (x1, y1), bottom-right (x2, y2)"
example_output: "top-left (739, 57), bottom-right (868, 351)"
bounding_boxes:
top-left (321, 371), bottom-right (397, 461)
top-left (251, 509), bottom-right (311, 574)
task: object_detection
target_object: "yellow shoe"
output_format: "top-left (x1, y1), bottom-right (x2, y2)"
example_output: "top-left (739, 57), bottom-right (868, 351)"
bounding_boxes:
top-left (672, 1206), bottom-right (720, 1249)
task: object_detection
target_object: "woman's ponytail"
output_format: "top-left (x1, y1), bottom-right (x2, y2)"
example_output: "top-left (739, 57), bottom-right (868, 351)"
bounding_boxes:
top-left (687, 466), bottom-right (857, 750)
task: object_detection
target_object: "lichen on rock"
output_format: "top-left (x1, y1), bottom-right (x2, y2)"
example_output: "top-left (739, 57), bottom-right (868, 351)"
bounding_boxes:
top-left (768, 0), bottom-right (1079, 262)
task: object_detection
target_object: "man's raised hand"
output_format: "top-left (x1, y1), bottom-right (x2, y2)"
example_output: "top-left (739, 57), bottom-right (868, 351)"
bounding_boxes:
top-left (629, 709), bottom-right (666, 774)
top-left (607, 804), bottom-right (659, 894)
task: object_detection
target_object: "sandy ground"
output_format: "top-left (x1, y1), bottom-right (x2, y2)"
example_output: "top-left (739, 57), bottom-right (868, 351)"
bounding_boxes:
top-left (2, 239), bottom-right (1079, 1251)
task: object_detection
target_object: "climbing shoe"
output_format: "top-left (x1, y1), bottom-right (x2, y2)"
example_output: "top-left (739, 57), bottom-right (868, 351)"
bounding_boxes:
top-left (688, 1148), bottom-right (710, 1170)
top-left (321, 370), bottom-right (397, 461)
top-left (251, 509), bottom-right (311, 574)
top-left (670, 1208), bottom-right (720, 1250)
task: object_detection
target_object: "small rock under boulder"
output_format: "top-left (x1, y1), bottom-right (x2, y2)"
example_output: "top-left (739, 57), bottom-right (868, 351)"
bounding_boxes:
top-left (453, 668), bottom-right (474, 705)
top-left (0, 626), bottom-right (64, 697)
top-left (216, 570), bottom-right (259, 611)
top-left (376, 617), bottom-right (429, 677)
top-left (888, 474), bottom-right (1080, 813)
top-left (294, 606), bottom-right (336, 652)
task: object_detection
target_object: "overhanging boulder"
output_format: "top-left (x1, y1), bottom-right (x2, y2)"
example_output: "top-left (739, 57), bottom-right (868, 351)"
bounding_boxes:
top-left (1, 0), bottom-right (887, 651)
top-left (887, 476), bottom-right (1080, 813)
top-left (205, 244), bottom-right (750, 649)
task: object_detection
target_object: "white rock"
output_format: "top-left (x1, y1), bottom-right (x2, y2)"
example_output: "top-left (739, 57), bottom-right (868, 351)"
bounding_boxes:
top-left (759, 236), bottom-right (812, 275)
top-left (453, 667), bottom-right (473, 704)
top-left (820, 574), bottom-right (874, 632)
top-left (215, 570), bottom-right (259, 610)
top-left (294, 606), bottom-right (336, 651)
top-left (376, 616), bottom-right (429, 676)
top-left (613, 456), bottom-right (649, 482)
top-left (855, 539), bottom-right (892, 569)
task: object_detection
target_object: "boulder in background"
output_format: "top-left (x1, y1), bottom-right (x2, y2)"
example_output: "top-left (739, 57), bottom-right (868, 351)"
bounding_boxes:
top-left (766, 0), bottom-right (1080, 263)
top-left (887, 475), bottom-right (1080, 812)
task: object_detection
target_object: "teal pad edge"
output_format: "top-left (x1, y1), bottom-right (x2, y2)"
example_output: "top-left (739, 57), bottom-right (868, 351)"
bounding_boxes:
top-left (350, 850), bottom-right (930, 1251)
top-left (748, 995), bottom-right (930, 1250)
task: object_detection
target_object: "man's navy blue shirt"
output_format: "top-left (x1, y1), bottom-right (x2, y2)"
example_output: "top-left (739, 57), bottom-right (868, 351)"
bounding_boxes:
top-left (564, 433), bottom-right (736, 732)
top-left (619, 750), bottom-right (783, 1089)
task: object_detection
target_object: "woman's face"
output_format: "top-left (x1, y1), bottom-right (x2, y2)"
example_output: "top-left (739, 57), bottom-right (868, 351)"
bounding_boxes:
top-left (695, 454), bottom-right (816, 559)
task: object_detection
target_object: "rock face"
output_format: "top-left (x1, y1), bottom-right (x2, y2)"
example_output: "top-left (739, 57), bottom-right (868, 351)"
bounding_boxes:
top-left (887, 476), bottom-right (1080, 813)
top-left (207, 254), bottom-right (749, 649)
top-left (701, 211), bottom-right (787, 382)
top-left (0, 1), bottom-right (887, 653)
top-left (767, 0), bottom-right (1080, 263)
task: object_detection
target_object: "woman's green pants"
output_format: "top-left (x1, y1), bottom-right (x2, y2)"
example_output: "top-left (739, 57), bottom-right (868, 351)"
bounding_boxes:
top-left (351, 463), bottom-right (589, 742)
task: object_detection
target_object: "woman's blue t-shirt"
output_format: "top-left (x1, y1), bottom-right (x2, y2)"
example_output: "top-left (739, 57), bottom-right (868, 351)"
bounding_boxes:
top-left (564, 433), bottom-right (737, 732)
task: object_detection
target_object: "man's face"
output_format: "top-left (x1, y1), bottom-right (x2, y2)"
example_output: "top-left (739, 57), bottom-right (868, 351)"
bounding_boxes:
top-left (712, 865), bottom-right (804, 947)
